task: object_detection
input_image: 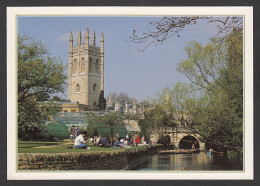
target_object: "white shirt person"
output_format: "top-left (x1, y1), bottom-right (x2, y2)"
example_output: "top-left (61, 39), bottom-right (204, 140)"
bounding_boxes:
top-left (74, 131), bottom-right (90, 149)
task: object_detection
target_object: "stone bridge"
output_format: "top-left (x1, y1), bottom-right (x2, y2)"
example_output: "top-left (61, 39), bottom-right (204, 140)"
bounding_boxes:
top-left (150, 127), bottom-right (205, 150)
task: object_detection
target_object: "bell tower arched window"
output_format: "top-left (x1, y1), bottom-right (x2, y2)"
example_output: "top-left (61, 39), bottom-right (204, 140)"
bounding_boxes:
top-left (96, 59), bottom-right (99, 73)
top-left (73, 59), bottom-right (78, 74)
top-left (81, 58), bottom-right (85, 73)
top-left (93, 83), bottom-right (96, 92)
top-left (89, 57), bottom-right (93, 72)
top-left (76, 84), bottom-right (80, 93)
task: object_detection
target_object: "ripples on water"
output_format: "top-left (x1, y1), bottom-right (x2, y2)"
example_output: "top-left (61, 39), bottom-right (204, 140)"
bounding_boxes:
top-left (133, 152), bottom-right (243, 171)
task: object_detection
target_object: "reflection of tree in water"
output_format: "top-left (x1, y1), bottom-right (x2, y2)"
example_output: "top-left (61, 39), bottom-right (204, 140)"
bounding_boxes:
top-left (179, 136), bottom-right (200, 149)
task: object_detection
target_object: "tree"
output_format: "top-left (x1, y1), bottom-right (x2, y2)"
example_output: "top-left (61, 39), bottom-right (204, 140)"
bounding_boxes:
top-left (130, 16), bottom-right (243, 157)
top-left (138, 97), bottom-right (177, 140)
top-left (129, 16), bottom-right (243, 51)
top-left (52, 95), bottom-right (64, 101)
top-left (169, 30), bottom-right (242, 156)
top-left (36, 92), bottom-right (50, 101)
top-left (18, 35), bottom-right (67, 103)
top-left (18, 35), bottom-right (67, 140)
top-left (93, 113), bottom-right (124, 140)
top-left (98, 90), bottom-right (106, 110)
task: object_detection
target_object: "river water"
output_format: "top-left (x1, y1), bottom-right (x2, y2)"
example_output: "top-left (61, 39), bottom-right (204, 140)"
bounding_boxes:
top-left (133, 152), bottom-right (243, 171)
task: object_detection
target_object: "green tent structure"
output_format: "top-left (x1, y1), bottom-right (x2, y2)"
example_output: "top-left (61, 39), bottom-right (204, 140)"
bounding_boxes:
top-left (53, 112), bottom-right (141, 139)
top-left (47, 122), bottom-right (70, 139)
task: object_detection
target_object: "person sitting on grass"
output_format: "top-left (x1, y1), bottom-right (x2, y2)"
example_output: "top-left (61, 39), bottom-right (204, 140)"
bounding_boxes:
top-left (100, 136), bottom-right (112, 148)
top-left (74, 131), bottom-right (91, 149)
top-left (113, 137), bottom-right (123, 148)
top-left (94, 135), bottom-right (102, 146)
top-left (120, 137), bottom-right (127, 145)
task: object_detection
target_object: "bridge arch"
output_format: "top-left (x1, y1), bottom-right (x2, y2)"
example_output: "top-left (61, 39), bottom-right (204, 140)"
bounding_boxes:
top-left (149, 127), bottom-right (206, 150)
top-left (175, 133), bottom-right (205, 150)
top-left (178, 135), bottom-right (200, 149)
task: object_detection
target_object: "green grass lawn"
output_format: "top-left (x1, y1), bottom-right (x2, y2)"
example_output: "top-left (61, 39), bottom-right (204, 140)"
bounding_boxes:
top-left (18, 141), bottom-right (64, 148)
top-left (18, 140), bottom-right (155, 153)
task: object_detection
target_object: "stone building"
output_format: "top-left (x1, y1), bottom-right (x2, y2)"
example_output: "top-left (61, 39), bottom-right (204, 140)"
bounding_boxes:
top-left (106, 96), bottom-right (138, 114)
top-left (68, 28), bottom-right (104, 107)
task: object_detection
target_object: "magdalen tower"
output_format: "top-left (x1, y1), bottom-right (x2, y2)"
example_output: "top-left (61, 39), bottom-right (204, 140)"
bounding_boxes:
top-left (68, 28), bottom-right (104, 106)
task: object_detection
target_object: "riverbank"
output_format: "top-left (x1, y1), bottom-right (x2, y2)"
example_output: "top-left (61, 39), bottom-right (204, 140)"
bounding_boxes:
top-left (18, 145), bottom-right (162, 170)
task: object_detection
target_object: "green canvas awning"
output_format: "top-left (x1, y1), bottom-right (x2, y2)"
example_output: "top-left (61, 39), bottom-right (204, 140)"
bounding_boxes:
top-left (47, 122), bottom-right (70, 139)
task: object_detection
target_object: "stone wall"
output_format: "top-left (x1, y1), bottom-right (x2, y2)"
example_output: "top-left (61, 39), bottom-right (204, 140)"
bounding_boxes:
top-left (18, 146), bottom-right (161, 171)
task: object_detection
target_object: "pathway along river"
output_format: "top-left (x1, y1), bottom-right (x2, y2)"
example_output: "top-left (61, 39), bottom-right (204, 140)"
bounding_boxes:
top-left (132, 152), bottom-right (243, 171)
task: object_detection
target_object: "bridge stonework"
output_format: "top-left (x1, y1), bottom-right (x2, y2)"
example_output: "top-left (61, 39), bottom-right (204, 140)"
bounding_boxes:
top-left (151, 127), bottom-right (205, 150)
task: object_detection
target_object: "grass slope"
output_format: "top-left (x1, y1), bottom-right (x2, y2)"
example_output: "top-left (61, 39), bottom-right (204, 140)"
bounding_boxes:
top-left (18, 140), bottom-right (156, 153)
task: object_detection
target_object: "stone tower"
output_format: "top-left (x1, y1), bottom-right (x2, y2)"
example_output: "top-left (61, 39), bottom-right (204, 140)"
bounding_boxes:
top-left (68, 28), bottom-right (104, 106)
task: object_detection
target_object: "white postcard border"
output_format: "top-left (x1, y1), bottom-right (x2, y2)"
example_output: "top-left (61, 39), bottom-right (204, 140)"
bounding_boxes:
top-left (7, 6), bottom-right (253, 180)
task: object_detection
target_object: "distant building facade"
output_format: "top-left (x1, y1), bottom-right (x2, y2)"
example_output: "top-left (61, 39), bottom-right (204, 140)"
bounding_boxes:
top-left (106, 97), bottom-right (139, 114)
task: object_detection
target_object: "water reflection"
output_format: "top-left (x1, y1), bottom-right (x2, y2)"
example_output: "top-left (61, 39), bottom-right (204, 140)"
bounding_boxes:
top-left (134, 152), bottom-right (243, 171)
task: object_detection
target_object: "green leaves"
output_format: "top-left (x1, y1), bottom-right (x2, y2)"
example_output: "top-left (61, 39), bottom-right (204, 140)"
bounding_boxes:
top-left (18, 35), bottom-right (67, 103)
top-left (98, 90), bottom-right (106, 110)
top-left (177, 30), bottom-right (243, 155)
top-left (90, 113), bottom-right (124, 138)
top-left (18, 34), bottom-right (67, 140)
top-left (143, 29), bottom-right (243, 157)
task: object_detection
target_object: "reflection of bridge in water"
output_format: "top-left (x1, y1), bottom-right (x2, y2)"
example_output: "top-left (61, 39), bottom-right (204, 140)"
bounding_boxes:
top-left (151, 127), bottom-right (205, 150)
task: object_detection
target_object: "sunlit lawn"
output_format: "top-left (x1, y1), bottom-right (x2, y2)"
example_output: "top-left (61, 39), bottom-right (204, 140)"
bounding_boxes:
top-left (18, 140), bottom-right (155, 153)
top-left (18, 141), bottom-right (64, 148)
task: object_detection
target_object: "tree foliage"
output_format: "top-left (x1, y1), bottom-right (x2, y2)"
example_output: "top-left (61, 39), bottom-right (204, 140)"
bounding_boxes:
top-left (131, 16), bottom-right (243, 157)
top-left (18, 35), bottom-right (67, 140)
top-left (152, 30), bottom-right (243, 157)
top-left (18, 35), bottom-right (67, 103)
top-left (98, 90), bottom-right (106, 110)
top-left (91, 113), bottom-right (124, 139)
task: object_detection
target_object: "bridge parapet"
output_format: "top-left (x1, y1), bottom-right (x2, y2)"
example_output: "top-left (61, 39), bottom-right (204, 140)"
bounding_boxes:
top-left (158, 127), bottom-right (194, 133)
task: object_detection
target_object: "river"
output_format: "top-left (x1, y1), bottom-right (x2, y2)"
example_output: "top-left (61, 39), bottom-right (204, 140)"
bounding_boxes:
top-left (132, 152), bottom-right (243, 171)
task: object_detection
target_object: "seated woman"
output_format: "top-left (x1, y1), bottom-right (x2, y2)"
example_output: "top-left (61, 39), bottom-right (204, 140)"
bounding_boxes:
top-left (74, 131), bottom-right (90, 149)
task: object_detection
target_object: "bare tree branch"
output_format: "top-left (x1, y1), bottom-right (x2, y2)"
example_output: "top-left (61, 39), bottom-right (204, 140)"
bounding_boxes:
top-left (129, 16), bottom-right (243, 51)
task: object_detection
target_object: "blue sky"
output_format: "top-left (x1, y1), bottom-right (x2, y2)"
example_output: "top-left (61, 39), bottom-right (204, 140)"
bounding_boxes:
top-left (18, 16), bottom-right (220, 102)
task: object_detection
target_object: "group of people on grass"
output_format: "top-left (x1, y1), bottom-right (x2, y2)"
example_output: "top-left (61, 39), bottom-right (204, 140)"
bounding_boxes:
top-left (93, 132), bottom-right (146, 148)
top-left (72, 128), bottom-right (149, 149)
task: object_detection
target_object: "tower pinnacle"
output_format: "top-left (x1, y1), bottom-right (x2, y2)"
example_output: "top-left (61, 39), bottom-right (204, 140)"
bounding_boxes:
top-left (84, 28), bottom-right (90, 48)
top-left (100, 32), bottom-right (104, 42)
top-left (92, 31), bottom-right (96, 46)
top-left (69, 31), bottom-right (73, 41)
top-left (77, 31), bottom-right (81, 47)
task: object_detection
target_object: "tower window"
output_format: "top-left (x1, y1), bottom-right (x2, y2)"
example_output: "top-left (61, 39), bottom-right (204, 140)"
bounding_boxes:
top-left (73, 59), bottom-right (78, 74)
top-left (93, 102), bottom-right (96, 106)
top-left (89, 57), bottom-right (93, 72)
top-left (81, 58), bottom-right (85, 73)
top-left (96, 59), bottom-right (99, 73)
top-left (93, 83), bottom-right (96, 92)
top-left (76, 84), bottom-right (80, 93)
